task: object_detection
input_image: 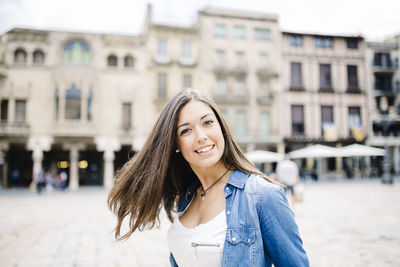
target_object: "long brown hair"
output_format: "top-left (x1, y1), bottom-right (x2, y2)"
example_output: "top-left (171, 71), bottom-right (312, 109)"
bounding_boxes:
top-left (107, 88), bottom-right (277, 240)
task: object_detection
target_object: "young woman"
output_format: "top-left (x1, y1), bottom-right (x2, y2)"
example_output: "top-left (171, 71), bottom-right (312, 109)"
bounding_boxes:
top-left (108, 89), bottom-right (309, 267)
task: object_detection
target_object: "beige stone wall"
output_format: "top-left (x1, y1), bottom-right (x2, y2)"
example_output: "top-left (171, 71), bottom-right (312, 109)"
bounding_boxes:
top-left (197, 8), bottom-right (281, 151)
top-left (281, 33), bottom-right (369, 141)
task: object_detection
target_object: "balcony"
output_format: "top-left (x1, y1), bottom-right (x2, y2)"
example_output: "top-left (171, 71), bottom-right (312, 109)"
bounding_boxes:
top-left (153, 56), bottom-right (171, 66)
top-left (289, 86), bottom-right (305, 92)
top-left (256, 67), bottom-right (279, 78)
top-left (0, 121), bottom-right (29, 136)
top-left (213, 64), bottom-right (229, 74)
top-left (257, 92), bottom-right (274, 105)
top-left (372, 112), bottom-right (400, 123)
top-left (319, 87), bottom-right (334, 93)
top-left (52, 121), bottom-right (97, 137)
top-left (374, 87), bottom-right (397, 96)
top-left (373, 64), bottom-right (398, 73)
top-left (230, 66), bottom-right (247, 76)
top-left (213, 94), bottom-right (249, 105)
top-left (178, 57), bottom-right (197, 67)
top-left (372, 120), bottom-right (400, 142)
top-left (346, 87), bottom-right (362, 94)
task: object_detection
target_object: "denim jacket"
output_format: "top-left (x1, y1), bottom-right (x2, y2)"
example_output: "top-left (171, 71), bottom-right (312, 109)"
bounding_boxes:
top-left (169, 170), bottom-right (309, 267)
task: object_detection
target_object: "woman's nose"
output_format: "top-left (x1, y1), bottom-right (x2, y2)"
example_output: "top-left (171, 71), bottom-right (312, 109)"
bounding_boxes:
top-left (195, 127), bottom-right (207, 142)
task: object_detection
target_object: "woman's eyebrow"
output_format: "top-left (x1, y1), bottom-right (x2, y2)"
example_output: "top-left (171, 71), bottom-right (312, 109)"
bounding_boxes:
top-left (201, 113), bottom-right (212, 120)
top-left (177, 113), bottom-right (213, 130)
top-left (177, 122), bottom-right (189, 130)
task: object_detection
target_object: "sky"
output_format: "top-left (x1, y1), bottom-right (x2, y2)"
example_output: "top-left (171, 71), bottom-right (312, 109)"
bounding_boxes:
top-left (0, 0), bottom-right (399, 42)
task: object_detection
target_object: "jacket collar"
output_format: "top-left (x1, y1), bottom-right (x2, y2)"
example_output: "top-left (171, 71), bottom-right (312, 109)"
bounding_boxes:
top-left (183, 169), bottom-right (249, 201)
top-left (226, 169), bottom-right (250, 189)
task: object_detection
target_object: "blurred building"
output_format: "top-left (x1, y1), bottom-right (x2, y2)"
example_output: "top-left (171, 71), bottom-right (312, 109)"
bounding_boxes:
top-left (281, 32), bottom-right (369, 174)
top-left (366, 36), bottom-right (400, 176)
top-left (0, 5), bottom-right (282, 188)
top-left (0, 28), bottom-right (152, 189)
top-left (196, 8), bottom-right (281, 154)
top-left (0, 4), bottom-right (397, 188)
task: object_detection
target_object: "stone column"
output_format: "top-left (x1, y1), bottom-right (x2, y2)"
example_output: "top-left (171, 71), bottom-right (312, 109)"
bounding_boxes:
top-left (103, 150), bottom-right (115, 189)
top-left (0, 142), bottom-right (8, 188)
top-left (335, 144), bottom-right (343, 178)
top-left (364, 156), bottom-right (371, 177)
top-left (394, 146), bottom-right (400, 175)
top-left (27, 136), bottom-right (53, 190)
top-left (277, 142), bottom-right (285, 155)
top-left (95, 136), bottom-right (120, 189)
top-left (31, 148), bottom-right (43, 188)
top-left (69, 146), bottom-right (79, 190)
top-left (304, 144), bottom-right (314, 171)
top-left (63, 143), bottom-right (85, 191)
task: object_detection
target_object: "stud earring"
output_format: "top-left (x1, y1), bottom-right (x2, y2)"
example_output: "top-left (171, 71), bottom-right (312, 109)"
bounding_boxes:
top-left (175, 149), bottom-right (180, 153)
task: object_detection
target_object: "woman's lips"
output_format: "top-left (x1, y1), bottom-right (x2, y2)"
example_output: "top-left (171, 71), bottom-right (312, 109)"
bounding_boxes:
top-left (195, 144), bottom-right (215, 154)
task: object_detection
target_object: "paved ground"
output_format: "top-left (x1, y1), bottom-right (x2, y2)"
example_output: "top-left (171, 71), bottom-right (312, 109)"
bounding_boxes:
top-left (0, 179), bottom-right (399, 267)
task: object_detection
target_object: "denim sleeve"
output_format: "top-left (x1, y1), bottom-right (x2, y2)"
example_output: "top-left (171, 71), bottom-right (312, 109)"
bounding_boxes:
top-left (259, 184), bottom-right (310, 267)
top-left (169, 252), bottom-right (178, 267)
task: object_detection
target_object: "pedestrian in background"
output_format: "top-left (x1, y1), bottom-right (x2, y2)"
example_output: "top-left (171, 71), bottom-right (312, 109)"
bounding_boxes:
top-left (108, 89), bottom-right (309, 267)
top-left (44, 171), bottom-right (54, 192)
top-left (56, 171), bottom-right (68, 190)
top-left (36, 170), bottom-right (45, 194)
top-left (11, 169), bottom-right (20, 188)
top-left (276, 156), bottom-right (300, 206)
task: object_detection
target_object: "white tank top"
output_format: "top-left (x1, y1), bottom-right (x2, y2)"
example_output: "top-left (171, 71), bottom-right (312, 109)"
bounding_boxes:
top-left (167, 201), bottom-right (227, 267)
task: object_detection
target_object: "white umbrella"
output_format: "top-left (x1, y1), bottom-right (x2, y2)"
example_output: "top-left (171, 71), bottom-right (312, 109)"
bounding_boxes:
top-left (338, 144), bottom-right (385, 157)
top-left (287, 144), bottom-right (340, 159)
top-left (287, 144), bottom-right (340, 180)
top-left (245, 150), bottom-right (284, 163)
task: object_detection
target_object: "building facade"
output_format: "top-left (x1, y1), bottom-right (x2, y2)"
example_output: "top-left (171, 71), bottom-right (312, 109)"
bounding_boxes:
top-left (0, 5), bottom-right (283, 188)
top-left (0, 28), bottom-right (151, 189)
top-left (196, 8), bottom-right (282, 155)
top-left (0, 4), bottom-right (397, 189)
top-left (281, 32), bottom-right (369, 175)
top-left (366, 36), bottom-right (400, 176)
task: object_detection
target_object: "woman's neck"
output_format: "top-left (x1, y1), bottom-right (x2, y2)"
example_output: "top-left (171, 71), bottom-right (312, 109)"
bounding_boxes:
top-left (192, 163), bottom-right (230, 190)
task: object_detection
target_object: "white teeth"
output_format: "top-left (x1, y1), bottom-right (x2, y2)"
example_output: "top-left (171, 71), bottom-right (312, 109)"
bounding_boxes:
top-left (196, 145), bottom-right (213, 153)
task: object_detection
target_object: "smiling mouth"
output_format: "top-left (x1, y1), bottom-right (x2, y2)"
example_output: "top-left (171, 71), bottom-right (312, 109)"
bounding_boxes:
top-left (195, 144), bottom-right (215, 153)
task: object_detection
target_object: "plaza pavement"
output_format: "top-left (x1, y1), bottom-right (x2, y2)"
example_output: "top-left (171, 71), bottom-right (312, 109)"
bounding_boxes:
top-left (0, 178), bottom-right (399, 267)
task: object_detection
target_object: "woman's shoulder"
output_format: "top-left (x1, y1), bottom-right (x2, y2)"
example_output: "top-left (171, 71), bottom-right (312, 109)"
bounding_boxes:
top-left (245, 174), bottom-right (291, 221)
top-left (245, 173), bottom-right (283, 196)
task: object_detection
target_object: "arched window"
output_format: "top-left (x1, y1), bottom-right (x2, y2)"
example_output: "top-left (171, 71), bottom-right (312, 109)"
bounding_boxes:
top-left (124, 55), bottom-right (134, 68)
top-left (14, 48), bottom-right (27, 64)
top-left (65, 84), bottom-right (81, 120)
top-left (107, 55), bottom-right (118, 67)
top-left (63, 41), bottom-right (90, 64)
top-left (33, 50), bottom-right (45, 64)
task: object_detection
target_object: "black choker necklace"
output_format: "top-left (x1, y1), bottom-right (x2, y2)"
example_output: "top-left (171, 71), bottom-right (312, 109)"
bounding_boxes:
top-left (201, 168), bottom-right (230, 200)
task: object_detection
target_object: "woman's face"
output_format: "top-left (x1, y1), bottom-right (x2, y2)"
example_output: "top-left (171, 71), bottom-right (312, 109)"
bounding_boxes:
top-left (176, 100), bottom-right (225, 171)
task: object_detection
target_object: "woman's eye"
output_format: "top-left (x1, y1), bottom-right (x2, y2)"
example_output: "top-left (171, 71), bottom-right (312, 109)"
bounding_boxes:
top-left (180, 129), bottom-right (190, 135)
top-left (204, 120), bottom-right (214, 126)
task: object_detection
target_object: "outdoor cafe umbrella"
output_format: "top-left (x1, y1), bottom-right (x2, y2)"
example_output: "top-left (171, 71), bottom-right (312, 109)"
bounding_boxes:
top-left (337, 144), bottom-right (386, 177)
top-left (287, 144), bottom-right (340, 159)
top-left (337, 144), bottom-right (385, 157)
top-left (245, 150), bottom-right (284, 163)
top-left (287, 144), bottom-right (341, 179)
